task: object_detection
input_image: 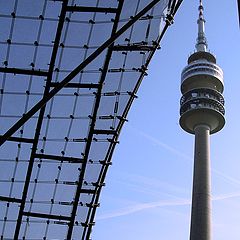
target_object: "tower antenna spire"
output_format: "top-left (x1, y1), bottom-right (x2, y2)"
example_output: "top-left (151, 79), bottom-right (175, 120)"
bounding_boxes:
top-left (196, 0), bottom-right (208, 52)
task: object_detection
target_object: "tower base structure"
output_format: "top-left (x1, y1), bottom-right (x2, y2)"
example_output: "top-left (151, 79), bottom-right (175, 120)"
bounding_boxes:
top-left (190, 124), bottom-right (211, 240)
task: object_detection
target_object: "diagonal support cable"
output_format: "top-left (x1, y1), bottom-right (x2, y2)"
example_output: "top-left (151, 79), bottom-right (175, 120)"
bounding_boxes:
top-left (0, 0), bottom-right (164, 147)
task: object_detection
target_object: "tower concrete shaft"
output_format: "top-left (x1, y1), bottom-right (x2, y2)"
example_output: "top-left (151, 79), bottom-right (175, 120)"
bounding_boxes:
top-left (190, 124), bottom-right (211, 240)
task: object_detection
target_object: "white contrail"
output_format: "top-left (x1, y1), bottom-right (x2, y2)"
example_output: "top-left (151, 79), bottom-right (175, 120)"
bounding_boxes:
top-left (212, 169), bottom-right (240, 186)
top-left (212, 192), bottom-right (240, 201)
top-left (130, 125), bottom-right (240, 187)
top-left (97, 192), bottom-right (240, 221)
top-left (131, 126), bottom-right (192, 162)
top-left (113, 171), bottom-right (190, 198)
top-left (97, 198), bottom-right (191, 220)
top-left (97, 126), bottom-right (240, 221)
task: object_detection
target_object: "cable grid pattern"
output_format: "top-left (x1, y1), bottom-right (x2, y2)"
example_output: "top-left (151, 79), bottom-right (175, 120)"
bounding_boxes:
top-left (0, 0), bottom-right (182, 239)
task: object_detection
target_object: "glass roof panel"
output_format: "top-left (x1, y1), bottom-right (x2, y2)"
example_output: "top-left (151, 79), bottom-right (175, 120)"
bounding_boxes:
top-left (0, 0), bottom-right (181, 238)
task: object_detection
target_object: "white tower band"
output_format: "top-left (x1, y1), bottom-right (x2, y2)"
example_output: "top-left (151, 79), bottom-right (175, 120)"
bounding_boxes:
top-left (179, 1), bottom-right (225, 239)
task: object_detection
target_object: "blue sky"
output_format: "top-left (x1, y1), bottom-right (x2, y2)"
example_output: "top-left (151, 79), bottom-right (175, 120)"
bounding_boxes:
top-left (92, 1), bottom-right (240, 239)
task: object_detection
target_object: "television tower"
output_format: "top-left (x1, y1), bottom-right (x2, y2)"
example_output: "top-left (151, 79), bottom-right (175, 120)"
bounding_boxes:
top-left (179, 1), bottom-right (225, 240)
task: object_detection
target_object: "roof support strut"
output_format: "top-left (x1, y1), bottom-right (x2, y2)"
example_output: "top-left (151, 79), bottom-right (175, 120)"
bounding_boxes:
top-left (0, 0), bottom-right (164, 147)
top-left (238, 0), bottom-right (240, 26)
top-left (66, 0), bottom-right (125, 238)
top-left (83, 1), bottom-right (183, 238)
top-left (13, 1), bottom-right (69, 238)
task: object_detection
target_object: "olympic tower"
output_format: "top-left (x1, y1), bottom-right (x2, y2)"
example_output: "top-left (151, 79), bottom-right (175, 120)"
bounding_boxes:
top-left (179, 1), bottom-right (225, 239)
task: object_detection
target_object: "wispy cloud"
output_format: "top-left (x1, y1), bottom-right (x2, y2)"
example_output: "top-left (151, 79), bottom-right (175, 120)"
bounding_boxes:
top-left (97, 127), bottom-right (240, 221)
top-left (212, 169), bottom-right (240, 186)
top-left (212, 192), bottom-right (240, 201)
top-left (130, 126), bottom-right (240, 187)
top-left (130, 126), bottom-right (192, 162)
top-left (114, 171), bottom-right (189, 196)
top-left (97, 198), bottom-right (190, 220)
top-left (97, 192), bottom-right (240, 221)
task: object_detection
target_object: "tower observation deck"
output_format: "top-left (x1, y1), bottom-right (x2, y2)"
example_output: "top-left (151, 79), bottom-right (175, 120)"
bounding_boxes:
top-left (179, 1), bottom-right (225, 239)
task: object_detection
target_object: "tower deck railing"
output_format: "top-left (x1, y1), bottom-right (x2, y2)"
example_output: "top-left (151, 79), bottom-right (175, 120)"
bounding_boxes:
top-left (181, 61), bottom-right (223, 84)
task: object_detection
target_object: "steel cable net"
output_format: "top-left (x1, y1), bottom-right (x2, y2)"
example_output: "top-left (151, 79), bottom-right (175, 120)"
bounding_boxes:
top-left (0, 0), bottom-right (178, 239)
